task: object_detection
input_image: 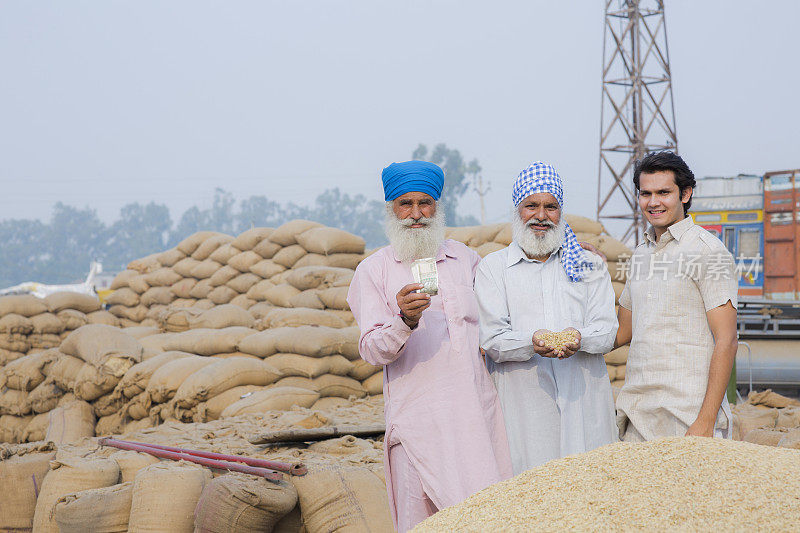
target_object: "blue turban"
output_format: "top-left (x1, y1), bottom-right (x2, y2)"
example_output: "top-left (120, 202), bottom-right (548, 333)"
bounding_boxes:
top-left (381, 161), bottom-right (444, 201)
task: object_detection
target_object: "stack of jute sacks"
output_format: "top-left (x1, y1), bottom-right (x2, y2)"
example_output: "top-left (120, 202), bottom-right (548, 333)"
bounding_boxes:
top-left (443, 214), bottom-right (632, 388)
top-left (733, 389), bottom-right (800, 448)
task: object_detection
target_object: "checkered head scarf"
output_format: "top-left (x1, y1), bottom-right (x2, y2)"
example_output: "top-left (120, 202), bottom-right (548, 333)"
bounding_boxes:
top-left (512, 162), bottom-right (594, 282)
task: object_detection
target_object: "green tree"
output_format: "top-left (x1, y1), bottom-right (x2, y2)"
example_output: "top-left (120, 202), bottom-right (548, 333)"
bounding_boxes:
top-left (105, 202), bottom-right (172, 272)
top-left (0, 219), bottom-right (48, 287)
top-left (44, 203), bottom-right (106, 283)
top-left (412, 143), bottom-right (482, 226)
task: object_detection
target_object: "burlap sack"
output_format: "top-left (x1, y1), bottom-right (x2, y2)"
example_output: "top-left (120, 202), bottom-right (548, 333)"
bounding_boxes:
top-left (2, 348), bottom-right (57, 391)
top-left (21, 412), bottom-right (49, 442)
top-left (596, 235), bottom-right (632, 262)
top-left (108, 304), bottom-right (147, 323)
top-left (157, 247), bottom-right (186, 267)
top-left (253, 239), bottom-right (281, 260)
top-left (194, 473), bottom-right (298, 533)
top-left (0, 414), bottom-right (32, 443)
top-left (338, 326), bottom-right (361, 360)
top-left (28, 378), bottom-right (65, 413)
top-left (54, 482), bottom-right (133, 533)
top-left (0, 388), bottom-right (30, 416)
top-left (111, 269), bottom-right (138, 290)
top-left (564, 214), bottom-right (605, 235)
top-left (286, 266), bottom-right (353, 291)
top-left (45, 400), bottom-right (96, 445)
top-left (308, 435), bottom-right (374, 456)
top-left (208, 285), bottom-right (238, 305)
top-left (349, 359), bottom-right (381, 381)
top-left (208, 265), bottom-right (239, 287)
top-left (192, 234), bottom-right (234, 261)
top-left (122, 417), bottom-right (156, 434)
top-left (228, 250), bottom-right (263, 273)
top-left (109, 450), bottom-right (160, 483)
top-left (128, 274), bottom-right (151, 294)
top-left (312, 396), bottom-right (351, 411)
top-left (286, 289), bottom-right (325, 310)
top-left (0, 348), bottom-right (25, 365)
top-left (743, 427), bottom-right (787, 447)
top-left (269, 270), bottom-right (289, 284)
top-left (196, 385), bottom-right (263, 421)
top-left (317, 286), bottom-right (350, 310)
top-left (733, 403), bottom-right (779, 440)
top-left (29, 312), bottom-right (64, 334)
top-left (137, 331), bottom-right (174, 352)
top-left (273, 245), bottom-right (308, 269)
top-left (141, 286), bottom-right (175, 306)
top-left (118, 350), bottom-right (194, 398)
top-left (231, 227), bottom-right (274, 251)
top-left (187, 304), bottom-right (255, 329)
top-left (230, 294), bottom-right (256, 309)
top-left (246, 279), bottom-right (278, 301)
top-left (271, 220), bottom-right (323, 247)
top-left (226, 273), bottom-right (260, 294)
top-left (188, 279), bottom-right (214, 299)
top-left (776, 407), bottom-right (800, 428)
top-left (157, 306), bottom-right (200, 332)
top-left (49, 354), bottom-right (86, 391)
top-left (93, 390), bottom-right (126, 417)
top-left (238, 326), bottom-right (343, 358)
top-left (169, 278), bottom-right (197, 299)
top-left (95, 411), bottom-right (125, 436)
top-left (163, 326), bottom-right (257, 356)
top-left (173, 257), bottom-right (202, 277)
top-left (28, 333), bottom-right (62, 350)
top-left (127, 253), bottom-right (160, 274)
top-left (0, 333), bottom-right (30, 353)
top-left (0, 448), bottom-right (56, 530)
top-left (0, 294), bottom-right (48, 317)
top-left (313, 374), bottom-right (366, 398)
top-left (0, 313), bottom-right (34, 334)
top-left (44, 292), bottom-right (101, 314)
top-left (266, 353), bottom-right (354, 379)
top-left (294, 253), bottom-right (363, 270)
top-left (147, 356), bottom-right (218, 403)
top-left (296, 227), bottom-right (365, 255)
top-left (475, 242), bottom-right (506, 257)
top-left (190, 259), bottom-right (224, 280)
top-left (221, 386), bottom-right (320, 416)
top-left (261, 307), bottom-right (347, 329)
top-left (128, 461), bottom-right (212, 532)
top-left (262, 284), bottom-right (301, 307)
top-left (777, 428), bottom-right (800, 450)
top-left (291, 253), bottom-right (328, 268)
top-left (86, 310), bottom-right (120, 327)
top-left (142, 268), bottom-right (180, 289)
top-left (32, 455), bottom-right (120, 533)
top-left (173, 357), bottom-right (281, 408)
top-left (292, 466), bottom-right (392, 532)
top-left (606, 364), bottom-right (617, 381)
top-left (177, 231), bottom-right (220, 256)
top-left (748, 389), bottom-right (800, 409)
top-left (61, 324), bottom-right (143, 376)
top-left (209, 243), bottom-right (241, 264)
top-left (58, 309), bottom-right (89, 330)
top-left (122, 391), bottom-right (152, 420)
top-left (248, 302), bottom-right (275, 320)
top-left (73, 363), bottom-right (120, 401)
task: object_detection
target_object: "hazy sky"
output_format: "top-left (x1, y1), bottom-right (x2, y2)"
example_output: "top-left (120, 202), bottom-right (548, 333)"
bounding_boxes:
top-left (1, 1), bottom-right (798, 232)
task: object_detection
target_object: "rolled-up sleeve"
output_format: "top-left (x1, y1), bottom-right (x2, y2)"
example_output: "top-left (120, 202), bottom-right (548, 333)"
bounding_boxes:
top-left (475, 257), bottom-right (536, 363)
top-left (578, 267), bottom-right (619, 355)
top-left (346, 259), bottom-right (412, 366)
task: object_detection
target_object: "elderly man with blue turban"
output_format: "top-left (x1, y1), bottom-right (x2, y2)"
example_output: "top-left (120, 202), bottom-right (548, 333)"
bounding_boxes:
top-left (475, 162), bottom-right (618, 474)
top-left (347, 161), bottom-right (512, 532)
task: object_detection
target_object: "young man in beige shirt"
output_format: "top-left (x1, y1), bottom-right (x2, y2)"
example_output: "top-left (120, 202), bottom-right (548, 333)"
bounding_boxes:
top-left (615, 151), bottom-right (739, 441)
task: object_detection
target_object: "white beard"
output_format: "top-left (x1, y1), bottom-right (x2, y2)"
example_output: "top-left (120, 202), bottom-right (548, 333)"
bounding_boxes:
top-left (512, 207), bottom-right (566, 258)
top-left (384, 203), bottom-right (446, 262)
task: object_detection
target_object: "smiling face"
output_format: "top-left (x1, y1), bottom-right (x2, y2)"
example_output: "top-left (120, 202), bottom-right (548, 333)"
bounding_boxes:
top-left (517, 192), bottom-right (562, 231)
top-left (638, 170), bottom-right (692, 234)
top-left (392, 191), bottom-right (436, 225)
top-left (513, 192), bottom-right (565, 259)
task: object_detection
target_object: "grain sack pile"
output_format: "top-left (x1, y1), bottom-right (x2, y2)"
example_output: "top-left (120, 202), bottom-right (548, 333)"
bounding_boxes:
top-left (733, 389), bottom-right (800, 448)
top-left (0, 396), bottom-right (391, 533)
top-left (444, 215), bottom-right (632, 388)
top-left (414, 437), bottom-right (800, 531)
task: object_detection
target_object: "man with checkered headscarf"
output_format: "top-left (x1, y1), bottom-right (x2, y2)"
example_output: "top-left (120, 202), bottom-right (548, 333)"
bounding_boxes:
top-left (474, 161), bottom-right (619, 474)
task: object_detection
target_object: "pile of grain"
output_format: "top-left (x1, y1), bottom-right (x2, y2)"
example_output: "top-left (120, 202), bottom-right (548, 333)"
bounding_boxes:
top-left (443, 215), bottom-right (632, 388)
top-left (414, 437), bottom-right (800, 532)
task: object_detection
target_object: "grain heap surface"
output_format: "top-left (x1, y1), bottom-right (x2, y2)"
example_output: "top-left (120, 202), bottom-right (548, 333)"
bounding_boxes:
top-left (414, 437), bottom-right (800, 532)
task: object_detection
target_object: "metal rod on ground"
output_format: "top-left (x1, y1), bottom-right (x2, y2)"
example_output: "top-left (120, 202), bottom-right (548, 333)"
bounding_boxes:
top-left (103, 438), bottom-right (307, 476)
top-left (248, 424), bottom-right (386, 445)
top-left (98, 437), bottom-right (284, 482)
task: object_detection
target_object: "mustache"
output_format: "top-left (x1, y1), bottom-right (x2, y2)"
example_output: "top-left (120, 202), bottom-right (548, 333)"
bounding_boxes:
top-left (399, 216), bottom-right (435, 228)
top-left (526, 219), bottom-right (556, 229)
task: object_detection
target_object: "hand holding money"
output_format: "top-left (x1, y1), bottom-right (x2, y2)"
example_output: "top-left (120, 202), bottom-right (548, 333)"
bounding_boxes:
top-left (533, 328), bottom-right (581, 359)
top-left (397, 284), bottom-right (431, 328)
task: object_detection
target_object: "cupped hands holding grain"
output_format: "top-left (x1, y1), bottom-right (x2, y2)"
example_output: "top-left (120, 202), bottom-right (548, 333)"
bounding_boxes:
top-left (533, 328), bottom-right (581, 358)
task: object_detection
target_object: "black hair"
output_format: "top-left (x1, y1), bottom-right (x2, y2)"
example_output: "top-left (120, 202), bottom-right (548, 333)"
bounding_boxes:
top-left (633, 151), bottom-right (696, 215)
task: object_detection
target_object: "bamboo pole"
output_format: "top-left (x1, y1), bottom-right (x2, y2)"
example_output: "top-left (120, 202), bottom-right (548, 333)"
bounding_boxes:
top-left (248, 424), bottom-right (386, 445)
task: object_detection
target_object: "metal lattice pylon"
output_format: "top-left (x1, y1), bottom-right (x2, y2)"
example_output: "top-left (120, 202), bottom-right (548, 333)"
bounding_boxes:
top-left (597, 0), bottom-right (678, 245)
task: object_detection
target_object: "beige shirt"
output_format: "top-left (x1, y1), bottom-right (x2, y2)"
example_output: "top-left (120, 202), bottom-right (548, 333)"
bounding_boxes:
top-left (616, 216), bottom-right (738, 441)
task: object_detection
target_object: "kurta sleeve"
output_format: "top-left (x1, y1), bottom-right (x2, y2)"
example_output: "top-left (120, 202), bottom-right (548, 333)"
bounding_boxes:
top-left (475, 256), bottom-right (536, 363)
top-left (695, 249), bottom-right (739, 311)
top-left (577, 267), bottom-right (619, 355)
top-left (346, 258), bottom-right (413, 366)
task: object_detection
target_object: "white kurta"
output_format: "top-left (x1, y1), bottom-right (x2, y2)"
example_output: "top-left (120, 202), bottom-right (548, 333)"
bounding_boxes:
top-left (475, 242), bottom-right (619, 474)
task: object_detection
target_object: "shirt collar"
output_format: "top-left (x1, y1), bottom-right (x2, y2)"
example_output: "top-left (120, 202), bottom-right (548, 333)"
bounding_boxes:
top-left (644, 215), bottom-right (693, 245)
top-left (506, 241), bottom-right (561, 268)
top-left (389, 239), bottom-right (457, 263)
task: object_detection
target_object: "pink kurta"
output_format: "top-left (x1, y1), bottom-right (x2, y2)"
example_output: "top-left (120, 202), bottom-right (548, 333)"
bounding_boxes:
top-left (347, 239), bottom-right (512, 526)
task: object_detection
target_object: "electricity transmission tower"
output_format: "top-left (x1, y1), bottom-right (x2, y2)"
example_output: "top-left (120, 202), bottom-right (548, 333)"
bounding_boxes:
top-left (597, 0), bottom-right (678, 244)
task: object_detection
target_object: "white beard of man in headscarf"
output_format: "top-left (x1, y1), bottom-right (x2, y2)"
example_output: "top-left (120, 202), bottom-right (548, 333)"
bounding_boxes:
top-left (384, 202), bottom-right (446, 262)
top-left (511, 205), bottom-right (566, 258)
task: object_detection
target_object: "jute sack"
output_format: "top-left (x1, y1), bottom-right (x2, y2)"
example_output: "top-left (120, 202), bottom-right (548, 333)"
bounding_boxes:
top-left (264, 283), bottom-right (301, 307)
top-left (475, 242), bottom-right (506, 257)
top-left (308, 436), bottom-right (374, 456)
top-left (0, 333), bottom-right (30, 353)
top-left (209, 243), bottom-right (241, 264)
top-left (87, 310), bottom-right (120, 327)
top-left (271, 220), bottom-right (323, 247)
top-left (93, 391), bottom-right (126, 417)
top-left (312, 397), bottom-right (351, 411)
top-left (279, 326), bottom-right (348, 357)
top-left (318, 287), bottom-right (350, 310)
top-left (248, 302), bottom-right (276, 320)
top-left (73, 363), bottom-right (121, 401)
top-left (170, 278), bottom-right (198, 299)
top-left (157, 306), bottom-right (202, 332)
top-left (288, 289), bottom-right (325, 310)
top-left (196, 385), bottom-right (263, 421)
top-left (46, 400), bottom-right (96, 445)
top-left (314, 375), bottom-right (366, 398)
top-left (228, 250), bottom-right (263, 273)
top-left (208, 286), bottom-right (238, 305)
top-left (22, 412), bottom-right (49, 442)
top-left (108, 304), bottom-right (147, 323)
top-left (596, 235), bottom-right (632, 262)
top-left (194, 298), bottom-right (216, 310)
top-left (177, 231), bottom-right (221, 256)
top-left (192, 234), bottom-right (234, 261)
top-left (141, 286), bottom-right (175, 306)
top-left (294, 253), bottom-right (362, 270)
top-left (292, 466), bottom-right (392, 533)
top-left (127, 274), bottom-right (150, 294)
top-left (163, 326), bottom-right (257, 356)
top-left (191, 260), bottom-right (224, 280)
top-left (227, 273), bottom-right (261, 294)
top-left (260, 307), bottom-right (347, 329)
top-left (28, 378), bottom-right (64, 413)
top-left (253, 239), bottom-right (281, 260)
top-left (743, 428), bottom-right (787, 447)
top-left (28, 333), bottom-right (61, 350)
top-left (117, 350), bottom-right (193, 398)
top-left (49, 354), bottom-right (86, 391)
top-left (32, 456), bottom-right (120, 533)
top-left (147, 356), bottom-right (217, 403)
top-left (247, 279), bottom-right (278, 301)
top-left (732, 403), bottom-right (779, 440)
top-left (230, 294), bottom-right (256, 309)
top-left (0, 448), bottom-right (56, 530)
top-left (60, 324), bottom-right (144, 375)
top-left (0, 414), bottom-right (32, 443)
top-left (606, 364), bottom-right (618, 381)
top-left (129, 461), bottom-right (212, 532)
top-left (173, 357), bottom-right (282, 408)
top-left (564, 214), bottom-right (605, 235)
top-left (777, 428), bottom-right (800, 450)
top-left (208, 265), bottom-right (240, 287)
top-left (110, 269), bottom-right (138, 290)
top-left (57, 309), bottom-right (88, 330)
top-left (95, 411), bottom-right (126, 436)
top-left (188, 304), bottom-right (255, 330)
top-left (194, 473), bottom-right (298, 533)
top-left (231, 227), bottom-right (274, 251)
top-left (0, 348), bottom-right (25, 365)
top-left (273, 245), bottom-right (308, 269)
top-left (2, 348), bottom-right (57, 391)
top-left (0, 388), bottom-right (30, 416)
top-left (349, 359), bottom-right (381, 381)
top-left (338, 326), bottom-right (361, 360)
top-left (296, 227), bottom-right (365, 255)
top-left (362, 371), bottom-right (383, 395)
top-left (249, 259), bottom-right (286, 279)
top-left (266, 353), bottom-right (354, 379)
top-left (748, 389), bottom-right (800, 409)
top-left (54, 482), bottom-right (133, 533)
top-left (44, 292), bottom-right (101, 314)
top-left (157, 247), bottom-right (186, 267)
top-left (173, 257), bottom-right (201, 278)
top-left (0, 294), bottom-right (48, 317)
top-left (122, 391), bottom-right (152, 420)
top-left (127, 252), bottom-right (160, 274)
top-left (606, 261), bottom-right (629, 282)
top-left (776, 407), bottom-right (800, 428)
top-left (31, 312), bottom-right (66, 334)
top-left (0, 313), bottom-right (34, 334)
top-left (109, 450), bottom-right (160, 483)
top-left (221, 387), bottom-right (320, 417)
